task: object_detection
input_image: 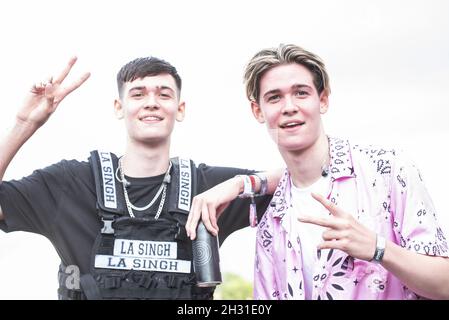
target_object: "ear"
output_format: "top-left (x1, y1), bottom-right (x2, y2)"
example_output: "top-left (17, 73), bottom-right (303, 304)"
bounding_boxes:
top-left (176, 101), bottom-right (186, 122)
top-left (319, 91), bottom-right (329, 114)
top-left (251, 101), bottom-right (265, 123)
top-left (114, 99), bottom-right (124, 119)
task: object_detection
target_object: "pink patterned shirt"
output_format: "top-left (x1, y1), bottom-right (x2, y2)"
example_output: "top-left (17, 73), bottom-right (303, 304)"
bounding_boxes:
top-left (254, 137), bottom-right (448, 300)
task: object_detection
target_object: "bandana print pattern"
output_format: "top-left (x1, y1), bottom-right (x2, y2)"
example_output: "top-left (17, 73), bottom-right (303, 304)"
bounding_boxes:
top-left (254, 137), bottom-right (448, 300)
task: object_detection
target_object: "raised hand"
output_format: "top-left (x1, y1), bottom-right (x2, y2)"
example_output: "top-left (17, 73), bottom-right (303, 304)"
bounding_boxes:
top-left (298, 192), bottom-right (377, 261)
top-left (16, 56), bottom-right (90, 129)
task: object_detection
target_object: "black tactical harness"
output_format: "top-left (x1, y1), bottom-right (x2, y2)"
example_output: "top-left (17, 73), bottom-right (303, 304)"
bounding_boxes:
top-left (58, 151), bottom-right (214, 300)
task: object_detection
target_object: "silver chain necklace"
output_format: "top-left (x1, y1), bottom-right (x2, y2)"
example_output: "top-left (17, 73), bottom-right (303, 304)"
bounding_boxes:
top-left (117, 157), bottom-right (172, 219)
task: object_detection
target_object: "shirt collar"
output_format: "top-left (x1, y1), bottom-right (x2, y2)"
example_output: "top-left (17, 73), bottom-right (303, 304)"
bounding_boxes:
top-left (269, 169), bottom-right (292, 219)
top-left (328, 137), bottom-right (356, 181)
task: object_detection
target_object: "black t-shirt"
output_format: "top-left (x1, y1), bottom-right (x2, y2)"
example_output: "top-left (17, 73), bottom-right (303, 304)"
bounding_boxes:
top-left (0, 158), bottom-right (270, 275)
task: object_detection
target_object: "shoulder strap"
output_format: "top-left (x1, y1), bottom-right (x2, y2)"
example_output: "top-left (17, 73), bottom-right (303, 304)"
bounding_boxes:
top-left (89, 151), bottom-right (196, 216)
top-left (168, 157), bottom-right (197, 215)
top-left (89, 150), bottom-right (127, 216)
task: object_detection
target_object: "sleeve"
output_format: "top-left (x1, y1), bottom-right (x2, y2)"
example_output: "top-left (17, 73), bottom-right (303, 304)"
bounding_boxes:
top-left (0, 160), bottom-right (69, 237)
top-left (390, 152), bottom-right (449, 257)
top-left (253, 214), bottom-right (278, 300)
top-left (196, 164), bottom-right (272, 245)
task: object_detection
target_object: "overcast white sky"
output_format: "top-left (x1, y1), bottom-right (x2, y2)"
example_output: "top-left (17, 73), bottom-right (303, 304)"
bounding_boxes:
top-left (0, 0), bottom-right (448, 299)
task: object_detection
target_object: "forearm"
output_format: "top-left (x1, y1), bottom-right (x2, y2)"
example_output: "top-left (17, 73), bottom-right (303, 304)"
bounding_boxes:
top-left (0, 121), bottom-right (38, 181)
top-left (382, 240), bottom-right (449, 299)
top-left (186, 169), bottom-right (283, 238)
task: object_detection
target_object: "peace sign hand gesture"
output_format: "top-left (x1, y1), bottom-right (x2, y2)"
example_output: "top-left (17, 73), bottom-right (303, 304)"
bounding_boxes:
top-left (298, 192), bottom-right (377, 261)
top-left (16, 56), bottom-right (90, 129)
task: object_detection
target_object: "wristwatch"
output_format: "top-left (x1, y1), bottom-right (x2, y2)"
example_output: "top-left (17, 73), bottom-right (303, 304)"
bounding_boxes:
top-left (372, 234), bottom-right (386, 263)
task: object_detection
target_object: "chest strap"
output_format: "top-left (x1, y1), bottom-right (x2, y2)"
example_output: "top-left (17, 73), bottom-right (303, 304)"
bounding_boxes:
top-left (89, 151), bottom-right (198, 222)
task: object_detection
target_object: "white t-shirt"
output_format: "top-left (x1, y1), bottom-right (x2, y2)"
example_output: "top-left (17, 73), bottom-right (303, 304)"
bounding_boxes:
top-left (290, 174), bottom-right (331, 299)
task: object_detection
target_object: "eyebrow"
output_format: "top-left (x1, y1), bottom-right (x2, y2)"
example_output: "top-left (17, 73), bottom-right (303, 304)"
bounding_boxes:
top-left (292, 84), bottom-right (312, 90)
top-left (128, 86), bottom-right (146, 93)
top-left (262, 84), bottom-right (313, 99)
top-left (128, 85), bottom-right (176, 94)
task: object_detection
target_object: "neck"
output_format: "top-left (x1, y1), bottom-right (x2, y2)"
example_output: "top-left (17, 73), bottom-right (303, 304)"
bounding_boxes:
top-left (280, 133), bottom-right (329, 188)
top-left (122, 139), bottom-right (171, 177)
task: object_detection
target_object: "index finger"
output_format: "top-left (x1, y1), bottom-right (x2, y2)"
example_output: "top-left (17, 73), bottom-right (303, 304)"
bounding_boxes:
top-left (59, 72), bottom-right (91, 99)
top-left (186, 197), bottom-right (202, 240)
top-left (298, 214), bottom-right (339, 229)
top-left (311, 192), bottom-right (342, 217)
top-left (53, 56), bottom-right (78, 85)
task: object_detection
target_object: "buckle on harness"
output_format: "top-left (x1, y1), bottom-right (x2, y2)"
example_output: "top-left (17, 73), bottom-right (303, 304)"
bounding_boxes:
top-left (104, 276), bottom-right (122, 289)
top-left (136, 273), bottom-right (155, 289)
top-left (101, 219), bottom-right (115, 234)
top-left (174, 222), bottom-right (188, 240)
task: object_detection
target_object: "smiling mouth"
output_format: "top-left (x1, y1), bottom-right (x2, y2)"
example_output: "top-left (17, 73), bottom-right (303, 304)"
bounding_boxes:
top-left (279, 121), bottom-right (305, 129)
top-left (140, 115), bottom-right (163, 122)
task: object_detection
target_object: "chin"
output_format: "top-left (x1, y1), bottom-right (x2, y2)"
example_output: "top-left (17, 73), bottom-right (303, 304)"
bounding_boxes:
top-left (140, 128), bottom-right (170, 139)
top-left (277, 139), bottom-right (311, 152)
top-left (279, 145), bottom-right (307, 153)
top-left (131, 133), bottom-right (167, 145)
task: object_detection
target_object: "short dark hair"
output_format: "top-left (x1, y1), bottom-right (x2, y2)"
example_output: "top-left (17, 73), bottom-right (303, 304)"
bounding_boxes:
top-left (116, 57), bottom-right (182, 97)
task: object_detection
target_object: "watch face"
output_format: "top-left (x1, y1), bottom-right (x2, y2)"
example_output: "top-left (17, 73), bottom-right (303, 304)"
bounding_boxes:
top-left (373, 249), bottom-right (384, 262)
top-left (373, 235), bottom-right (386, 263)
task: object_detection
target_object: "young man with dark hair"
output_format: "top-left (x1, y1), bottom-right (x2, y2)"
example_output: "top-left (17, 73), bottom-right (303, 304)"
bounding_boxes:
top-left (0, 56), bottom-right (277, 299)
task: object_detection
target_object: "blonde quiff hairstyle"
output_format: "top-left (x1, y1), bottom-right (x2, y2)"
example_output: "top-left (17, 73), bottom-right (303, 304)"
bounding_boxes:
top-left (244, 44), bottom-right (331, 102)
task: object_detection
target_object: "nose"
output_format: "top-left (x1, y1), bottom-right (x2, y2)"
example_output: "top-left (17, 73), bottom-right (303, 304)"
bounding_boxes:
top-left (144, 93), bottom-right (159, 110)
top-left (281, 96), bottom-right (299, 115)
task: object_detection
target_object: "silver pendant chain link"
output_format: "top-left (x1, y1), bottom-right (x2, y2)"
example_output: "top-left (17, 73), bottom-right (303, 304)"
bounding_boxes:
top-left (117, 157), bottom-right (172, 219)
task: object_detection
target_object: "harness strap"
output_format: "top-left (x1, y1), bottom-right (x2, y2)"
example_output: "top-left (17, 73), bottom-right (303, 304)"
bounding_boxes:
top-left (167, 157), bottom-right (197, 215)
top-left (80, 274), bottom-right (102, 300)
top-left (89, 151), bottom-right (197, 217)
top-left (90, 150), bottom-right (126, 216)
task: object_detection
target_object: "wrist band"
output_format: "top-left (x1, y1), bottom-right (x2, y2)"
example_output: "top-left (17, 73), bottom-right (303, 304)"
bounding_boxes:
top-left (237, 175), bottom-right (254, 198)
top-left (371, 234), bottom-right (386, 263)
top-left (252, 172), bottom-right (267, 197)
top-left (249, 198), bottom-right (257, 228)
top-left (249, 175), bottom-right (256, 193)
top-left (236, 175), bottom-right (258, 228)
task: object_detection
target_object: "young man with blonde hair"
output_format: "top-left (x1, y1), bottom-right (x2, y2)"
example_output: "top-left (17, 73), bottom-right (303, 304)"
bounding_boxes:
top-left (187, 44), bottom-right (449, 299)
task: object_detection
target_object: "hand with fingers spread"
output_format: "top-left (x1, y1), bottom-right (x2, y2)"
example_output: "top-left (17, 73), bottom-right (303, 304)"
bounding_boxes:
top-left (185, 176), bottom-right (243, 240)
top-left (16, 56), bottom-right (90, 129)
top-left (298, 192), bottom-right (377, 261)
